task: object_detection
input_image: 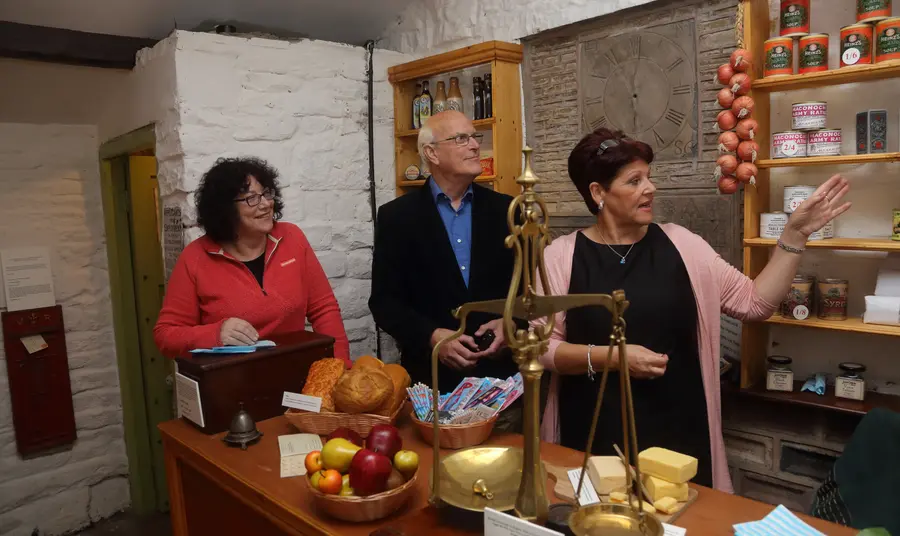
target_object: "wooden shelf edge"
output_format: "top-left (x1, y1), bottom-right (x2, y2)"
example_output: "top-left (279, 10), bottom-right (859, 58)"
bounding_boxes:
top-left (726, 381), bottom-right (900, 416)
top-left (752, 61), bottom-right (900, 92)
top-left (395, 117), bottom-right (496, 139)
top-left (763, 316), bottom-right (900, 337)
top-left (758, 152), bottom-right (900, 168)
top-left (397, 175), bottom-right (496, 187)
top-left (743, 237), bottom-right (900, 252)
top-left (388, 41), bottom-right (523, 83)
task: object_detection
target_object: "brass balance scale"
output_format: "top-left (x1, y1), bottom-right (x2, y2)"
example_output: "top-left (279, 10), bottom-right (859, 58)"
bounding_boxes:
top-left (428, 147), bottom-right (663, 536)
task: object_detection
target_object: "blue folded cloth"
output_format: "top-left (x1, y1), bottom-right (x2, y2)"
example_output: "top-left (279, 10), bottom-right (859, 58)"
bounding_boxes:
top-left (733, 504), bottom-right (825, 536)
top-left (801, 373), bottom-right (826, 395)
top-left (190, 340), bottom-right (276, 354)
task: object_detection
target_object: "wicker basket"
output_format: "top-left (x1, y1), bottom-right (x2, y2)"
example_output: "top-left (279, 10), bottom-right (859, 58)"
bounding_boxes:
top-left (305, 471), bottom-right (418, 522)
top-left (284, 402), bottom-right (404, 438)
top-left (410, 412), bottom-right (498, 449)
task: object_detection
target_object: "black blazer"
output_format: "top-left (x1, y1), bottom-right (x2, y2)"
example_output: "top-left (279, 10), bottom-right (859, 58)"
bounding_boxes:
top-left (369, 180), bottom-right (520, 392)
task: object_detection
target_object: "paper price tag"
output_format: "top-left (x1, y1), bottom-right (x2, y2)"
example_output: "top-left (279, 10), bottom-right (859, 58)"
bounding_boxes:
top-left (789, 197), bottom-right (804, 211)
top-left (792, 305), bottom-right (810, 320)
top-left (484, 508), bottom-right (565, 536)
top-left (20, 334), bottom-right (48, 354)
top-left (663, 523), bottom-right (687, 536)
top-left (567, 468), bottom-right (600, 506)
top-left (781, 141), bottom-right (799, 157)
top-left (842, 47), bottom-right (861, 65)
top-left (282, 392), bottom-right (322, 413)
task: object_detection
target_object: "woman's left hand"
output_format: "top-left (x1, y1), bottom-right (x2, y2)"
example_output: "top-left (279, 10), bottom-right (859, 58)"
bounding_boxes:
top-left (786, 174), bottom-right (852, 239)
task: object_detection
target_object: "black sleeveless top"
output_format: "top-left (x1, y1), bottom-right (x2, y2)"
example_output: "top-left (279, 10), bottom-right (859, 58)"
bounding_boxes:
top-left (558, 224), bottom-right (712, 486)
top-left (243, 253), bottom-right (265, 288)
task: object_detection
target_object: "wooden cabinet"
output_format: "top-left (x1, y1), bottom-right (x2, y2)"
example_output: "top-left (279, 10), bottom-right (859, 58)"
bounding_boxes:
top-left (739, 0), bottom-right (900, 411)
top-left (387, 41), bottom-right (523, 197)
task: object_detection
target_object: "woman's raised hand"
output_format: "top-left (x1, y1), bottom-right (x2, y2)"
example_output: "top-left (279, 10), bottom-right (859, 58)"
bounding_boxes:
top-left (787, 174), bottom-right (852, 238)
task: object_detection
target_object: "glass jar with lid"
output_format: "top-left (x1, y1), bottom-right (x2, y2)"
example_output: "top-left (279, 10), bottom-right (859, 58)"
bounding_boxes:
top-left (835, 362), bottom-right (866, 401)
top-left (766, 355), bottom-right (794, 392)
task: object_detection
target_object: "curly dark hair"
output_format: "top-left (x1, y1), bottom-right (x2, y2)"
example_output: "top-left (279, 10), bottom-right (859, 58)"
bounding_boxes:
top-left (567, 128), bottom-right (654, 215)
top-left (195, 157), bottom-right (285, 244)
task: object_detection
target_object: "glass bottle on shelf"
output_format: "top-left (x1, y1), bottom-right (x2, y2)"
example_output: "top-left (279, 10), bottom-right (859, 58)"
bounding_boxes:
top-left (419, 81), bottom-right (433, 128)
top-left (412, 83), bottom-right (422, 129)
top-left (484, 74), bottom-right (493, 118)
top-left (447, 77), bottom-right (464, 113)
top-left (433, 81), bottom-right (448, 114)
top-left (473, 77), bottom-right (484, 120)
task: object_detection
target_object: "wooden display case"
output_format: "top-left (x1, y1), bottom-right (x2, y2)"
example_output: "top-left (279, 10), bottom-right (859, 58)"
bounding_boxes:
top-left (739, 1), bottom-right (900, 407)
top-left (387, 41), bottom-right (523, 196)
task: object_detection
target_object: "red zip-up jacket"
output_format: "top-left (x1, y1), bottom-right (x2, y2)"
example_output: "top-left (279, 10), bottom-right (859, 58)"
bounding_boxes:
top-left (153, 221), bottom-right (351, 365)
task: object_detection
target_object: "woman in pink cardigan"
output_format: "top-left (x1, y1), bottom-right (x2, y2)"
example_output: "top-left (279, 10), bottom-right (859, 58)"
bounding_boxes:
top-left (534, 128), bottom-right (850, 492)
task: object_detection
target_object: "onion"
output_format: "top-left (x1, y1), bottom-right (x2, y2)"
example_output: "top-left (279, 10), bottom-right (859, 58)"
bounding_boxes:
top-left (730, 49), bottom-right (751, 72)
top-left (730, 73), bottom-right (752, 96)
top-left (718, 131), bottom-right (740, 153)
top-left (717, 87), bottom-right (735, 109)
top-left (732, 96), bottom-right (755, 119)
top-left (717, 110), bottom-right (738, 131)
top-left (736, 162), bottom-right (759, 185)
top-left (736, 118), bottom-right (759, 140)
top-left (718, 176), bottom-right (739, 194)
top-left (717, 63), bottom-right (735, 85)
top-left (737, 140), bottom-right (760, 163)
top-left (714, 154), bottom-right (739, 180)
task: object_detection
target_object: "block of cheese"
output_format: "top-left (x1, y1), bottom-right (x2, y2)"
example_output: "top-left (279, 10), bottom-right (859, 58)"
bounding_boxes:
top-left (631, 499), bottom-right (657, 514)
top-left (653, 496), bottom-right (682, 515)
top-left (586, 456), bottom-right (627, 495)
top-left (638, 447), bottom-right (697, 484)
top-left (644, 475), bottom-right (689, 501)
top-left (609, 491), bottom-right (629, 504)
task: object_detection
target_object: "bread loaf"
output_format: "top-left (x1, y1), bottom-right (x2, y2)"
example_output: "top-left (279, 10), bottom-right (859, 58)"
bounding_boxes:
top-left (375, 364), bottom-right (411, 416)
top-left (352, 355), bottom-right (384, 371)
top-left (301, 358), bottom-right (346, 412)
top-left (333, 367), bottom-right (393, 414)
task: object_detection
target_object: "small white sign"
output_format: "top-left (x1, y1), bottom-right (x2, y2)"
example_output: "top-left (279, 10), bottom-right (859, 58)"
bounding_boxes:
top-left (20, 334), bottom-right (48, 354)
top-left (663, 524), bottom-right (687, 536)
top-left (484, 508), bottom-right (564, 536)
top-left (567, 468), bottom-right (600, 506)
top-left (781, 140), bottom-right (800, 157)
top-left (842, 47), bottom-right (861, 65)
top-left (282, 392), bottom-right (322, 413)
top-left (1, 247), bottom-right (56, 312)
top-left (175, 372), bottom-right (205, 427)
top-left (278, 433), bottom-right (323, 478)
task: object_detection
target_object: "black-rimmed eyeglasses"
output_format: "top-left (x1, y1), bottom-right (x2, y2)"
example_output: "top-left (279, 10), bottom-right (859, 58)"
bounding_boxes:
top-left (431, 132), bottom-right (484, 146)
top-left (234, 189), bottom-right (274, 207)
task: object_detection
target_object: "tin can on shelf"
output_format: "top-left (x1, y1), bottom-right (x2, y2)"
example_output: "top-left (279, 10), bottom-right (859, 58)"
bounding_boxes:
top-left (808, 129), bottom-right (842, 157)
top-left (772, 131), bottom-right (808, 159)
top-left (780, 0), bottom-right (810, 37)
top-left (892, 209), bottom-right (900, 241)
top-left (403, 164), bottom-right (421, 181)
top-left (782, 275), bottom-right (815, 320)
top-left (835, 363), bottom-right (867, 401)
top-left (817, 278), bottom-right (849, 320)
top-left (792, 102), bottom-right (828, 131)
top-left (766, 355), bottom-right (794, 392)
top-left (784, 185), bottom-right (817, 213)
top-left (876, 18), bottom-right (900, 62)
top-left (856, 109), bottom-right (888, 154)
top-left (760, 212), bottom-right (789, 239)
top-left (809, 219), bottom-right (835, 241)
top-left (841, 23), bottom-right (874, 67)
top-left (799, 34), bottom-right (830, 73)
top-left (858, 0), bottom-right (892, 23)
top-left (765, 37), bottom-right (795, 77)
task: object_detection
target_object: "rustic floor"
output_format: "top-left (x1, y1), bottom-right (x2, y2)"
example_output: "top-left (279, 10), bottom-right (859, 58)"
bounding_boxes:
top-left (71, 511), bottom-right (171, 535)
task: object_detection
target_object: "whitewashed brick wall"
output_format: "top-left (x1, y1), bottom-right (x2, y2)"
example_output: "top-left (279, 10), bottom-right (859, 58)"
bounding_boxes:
top-left (0, 124), bottom-right (129, 536)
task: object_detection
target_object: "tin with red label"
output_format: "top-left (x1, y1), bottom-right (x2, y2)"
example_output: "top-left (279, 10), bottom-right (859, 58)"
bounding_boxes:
top-left (841, 23), bottom-right (874, 67)
top-left (817, 279), bottom-right (849, 320)
top-left (876, 18), bottom-right (900, 62)
top-left (765, 38), bottom-right (795, 77)
top-left (792, 102), bottom-right (827, 131)
top-left (808, 129), bottom-right (842, 157)
top-left (858, 0), bottom-right (892, 23)
top-left (799, 34), bottom-right (829, 73)
top-left (772, 131), bottom-right (808, 159)
top-left (782, 275), bottom-right (815, 320)
top-left (781, 0), bottom-right (810, 37)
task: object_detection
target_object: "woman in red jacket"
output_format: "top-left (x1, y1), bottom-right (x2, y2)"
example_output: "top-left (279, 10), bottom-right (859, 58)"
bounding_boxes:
top-left (153, 157), bottom-right (351, 366)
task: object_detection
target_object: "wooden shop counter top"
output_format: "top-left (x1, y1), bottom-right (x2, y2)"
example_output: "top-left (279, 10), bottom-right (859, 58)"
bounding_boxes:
top-left (159, 414), bottom-right (853, 536)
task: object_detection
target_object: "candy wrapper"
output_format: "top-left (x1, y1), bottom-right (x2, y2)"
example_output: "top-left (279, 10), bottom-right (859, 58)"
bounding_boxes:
top-left (449, 404), bottom-right (496, 425)
top-left (439, 377), bottom-right (482, 412)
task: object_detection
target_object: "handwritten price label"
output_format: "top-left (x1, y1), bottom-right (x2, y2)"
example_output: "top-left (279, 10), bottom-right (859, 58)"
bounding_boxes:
top-left (842, 47), bottom-right (861, 65)
top-left (780, 141), bottom-right (800, 157)
top-left (789, 197), bottom-right (805, 211)
top-left (793, 305), bottom-right (810, 320)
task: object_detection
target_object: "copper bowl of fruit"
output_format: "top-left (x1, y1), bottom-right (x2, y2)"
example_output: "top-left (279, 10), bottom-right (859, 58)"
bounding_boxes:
top-left (303, 424), bottom-right (420, 522)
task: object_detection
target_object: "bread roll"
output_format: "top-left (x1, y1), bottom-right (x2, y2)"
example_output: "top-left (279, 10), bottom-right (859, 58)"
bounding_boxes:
top-left (301, 358), bottom-right (346, 412)
top-left (352, 354), bottom-right (384, 370)
top-left (375, 364), bottom-right (411, 416)
top-left (333, 367), bottom-right (393, 414)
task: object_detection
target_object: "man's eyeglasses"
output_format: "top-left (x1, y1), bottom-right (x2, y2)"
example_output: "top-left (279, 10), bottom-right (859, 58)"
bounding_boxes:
top-left (431, 132), bottom-right (484, 146)
top-left (234, 189), bottom-right (275, 207)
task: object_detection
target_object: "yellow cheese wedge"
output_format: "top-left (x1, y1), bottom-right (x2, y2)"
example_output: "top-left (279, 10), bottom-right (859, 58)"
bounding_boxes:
top-left (609, 491), bottom-right (629, 504)
top-left (644, 475), bottom-right (689, 501)
top-left (631, 498), bottom-right (657, 514)
top-left (638, 447), bottom-right (698, 484)
top-left (586, 456), bottom-right (627, 495)
top-left (653, 496), bottom-right (682, 515)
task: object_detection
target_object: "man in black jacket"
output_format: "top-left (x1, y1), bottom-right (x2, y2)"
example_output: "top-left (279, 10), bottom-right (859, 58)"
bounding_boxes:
top-left (369, 110), bottom-right (519, 399)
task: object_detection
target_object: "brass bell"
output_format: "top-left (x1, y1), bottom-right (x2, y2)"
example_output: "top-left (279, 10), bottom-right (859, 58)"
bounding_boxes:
top-left (222, 403), bottom-right (263, 450)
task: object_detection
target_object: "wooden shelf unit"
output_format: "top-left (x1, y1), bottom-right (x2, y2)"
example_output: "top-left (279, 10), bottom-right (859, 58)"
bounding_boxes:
top-left (387, 41), bottom-right (523, 197)
top-left (739, 0), bottom-right (900, 415)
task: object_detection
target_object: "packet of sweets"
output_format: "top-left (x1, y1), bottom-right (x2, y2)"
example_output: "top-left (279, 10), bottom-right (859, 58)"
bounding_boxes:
top-left (440, 377), bottom-right (481, 412)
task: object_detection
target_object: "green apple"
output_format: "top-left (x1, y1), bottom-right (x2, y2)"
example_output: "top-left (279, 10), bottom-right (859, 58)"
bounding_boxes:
top-left (393, 450), bottom-right (419, 480)
top-left (309, 470), bottom-right (325, 489)
top-left (321, 437), bottom-right (361, 473)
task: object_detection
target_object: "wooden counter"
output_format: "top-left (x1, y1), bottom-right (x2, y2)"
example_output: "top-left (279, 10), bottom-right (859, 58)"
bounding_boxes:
top-left (160, 414), bottom-right (854, 535)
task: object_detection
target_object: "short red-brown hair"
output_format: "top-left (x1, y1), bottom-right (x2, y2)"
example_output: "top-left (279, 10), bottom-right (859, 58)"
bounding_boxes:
top-left (567, 128), bottom-right (654, 215)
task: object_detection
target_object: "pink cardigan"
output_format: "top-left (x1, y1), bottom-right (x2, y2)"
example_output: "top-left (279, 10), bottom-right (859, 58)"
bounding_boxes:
top-left (533, 224), bottom-right (777, 493)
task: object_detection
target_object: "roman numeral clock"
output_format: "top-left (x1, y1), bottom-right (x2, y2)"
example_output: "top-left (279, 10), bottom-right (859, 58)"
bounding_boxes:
top-left (580, 20), bottom-right (699, 161)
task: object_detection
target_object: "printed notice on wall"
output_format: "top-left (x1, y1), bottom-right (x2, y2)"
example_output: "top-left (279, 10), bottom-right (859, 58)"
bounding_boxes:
top-left (163, 206), bottom-right (184, 282)
top-left (0, 247), bottom-right (56, 312)
top-left (720, 314), bottom-right (742, 361)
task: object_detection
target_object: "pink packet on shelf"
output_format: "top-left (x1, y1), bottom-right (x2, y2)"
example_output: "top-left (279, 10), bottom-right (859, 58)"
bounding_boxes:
top-left (499, 374), bottom-right (524, 412)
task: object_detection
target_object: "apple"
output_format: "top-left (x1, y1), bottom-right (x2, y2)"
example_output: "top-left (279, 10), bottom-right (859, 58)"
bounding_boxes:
top-left (349, 448), bottom-right (393, 496)
top-left (340, 474), bottom-right (355, 496)
top-left (393, 450), bottom-right (419, 480)
top-left (321, 437), bottom-right (361, 473)
top-left (326, 427), bottom-right (364, 447)
top-left (309, 470), bottom-right (325, 489)
top-left (318, 469), bottom-right (343, 495)
top-left (365, 424), bottom-right (402, 460)
top-left (386, 468), bottom-right (405, 491)
top-left (304, 450), bottom-right (323, 475)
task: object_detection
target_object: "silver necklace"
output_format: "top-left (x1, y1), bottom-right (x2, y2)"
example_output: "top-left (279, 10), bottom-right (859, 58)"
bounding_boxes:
top-left (595, 226), bottom-right (635, 265)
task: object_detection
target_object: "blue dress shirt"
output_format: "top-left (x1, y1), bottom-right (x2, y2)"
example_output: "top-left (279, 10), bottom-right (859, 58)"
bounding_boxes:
top-left (429, 179), bottom-right (474, 287)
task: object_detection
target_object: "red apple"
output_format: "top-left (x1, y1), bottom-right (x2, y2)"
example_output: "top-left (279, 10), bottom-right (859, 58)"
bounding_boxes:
top-left (365, 424), bottom-right (402, 459)
top-left (304, 450), bottom-right (323, 475)
top-left (349, 448), bottom-right (393, 496)
top-left (326, 426), bottom-right (364, 447)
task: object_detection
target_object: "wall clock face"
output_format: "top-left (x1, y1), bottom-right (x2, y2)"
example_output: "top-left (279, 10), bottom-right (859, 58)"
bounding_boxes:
top-left (580, 20), bottom-right (699, 162)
